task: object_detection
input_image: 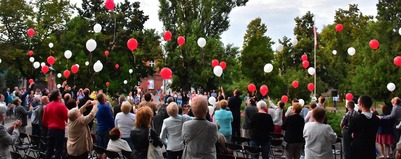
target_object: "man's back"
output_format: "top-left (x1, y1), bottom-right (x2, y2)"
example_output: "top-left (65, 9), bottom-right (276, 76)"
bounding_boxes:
top-left (349, 114), bottom-right (380, 159)
top-left (138, 101), bottom-right (157, 113)
top-left (43, 101), bottom-right (68, 130)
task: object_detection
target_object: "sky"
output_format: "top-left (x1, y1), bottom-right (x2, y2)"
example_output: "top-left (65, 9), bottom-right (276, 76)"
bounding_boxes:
top-left (70, 0), bottom-right (378, 48)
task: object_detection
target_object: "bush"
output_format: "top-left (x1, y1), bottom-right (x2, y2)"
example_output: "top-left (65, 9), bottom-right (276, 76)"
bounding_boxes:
top-left (326, 111), bottom-right (344, 137)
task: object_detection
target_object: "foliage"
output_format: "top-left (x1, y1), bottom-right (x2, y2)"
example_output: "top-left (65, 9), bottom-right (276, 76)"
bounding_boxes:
top-left (326, 111), bottom-right (344, 136)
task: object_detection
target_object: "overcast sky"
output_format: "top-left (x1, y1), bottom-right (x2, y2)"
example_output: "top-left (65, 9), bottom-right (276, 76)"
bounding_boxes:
top-left (70, 0), bottom-right (378, 48)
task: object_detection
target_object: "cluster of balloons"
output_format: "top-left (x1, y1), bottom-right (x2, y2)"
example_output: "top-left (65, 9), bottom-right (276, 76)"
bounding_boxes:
top-left (246, 84), bottom-right (269, 96)
top-left (212, 59), bottom-right (226, 77)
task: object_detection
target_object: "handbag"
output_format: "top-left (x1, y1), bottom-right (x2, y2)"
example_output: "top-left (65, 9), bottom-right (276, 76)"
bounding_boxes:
top-left (147, 128), bottom-right (163, 159)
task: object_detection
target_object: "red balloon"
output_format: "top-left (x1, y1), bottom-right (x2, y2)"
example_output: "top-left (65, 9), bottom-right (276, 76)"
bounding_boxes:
top-left (47, 56), bottom-right (55, 65)
top-left (301, 54), bottom-right (308, 61)
top-left (394, 56), bottom-right (401, 67)
top-left (260, 85), bottom-right (268, 96)
top-left (335, 24), bottom-right (343, 32)
top-left (302, 61), bottom-right (309, 69)
top-left (104, 50), bottom-right (109, 57)
top-left (369, 39), bottom-right (379, 50)
top-left (247, 84), bottom-right (256, 92)
top-left (127, 38), bottom-right (138, 51)
top-left (220, 62), bottom-right (227, 70)
top-left (41, 65), bottom-right (49, 74)
top-left (160, 67), bottom-right (173, 79)
top-left (177, 36), bottom-right (185, 46)
top-left (27, 28), bottom-right (35, 37)
top-left (105, 0), bottom-right (115, 10)
top-left (71, 65), bottom-right (79, 74)
top-left (28, 50), bottom-right (34, 56)
top-left (106, 82), bottom-right (110, 87)
top-left (292, 80), bottom-right (299, 89)
top-left (307, 83), bottom-right (314, 91)
top-left (281, 95), bottom-right (289, 103)
top-left (164, 31), bottom-right (172, 41)
top-left (147, 81), bottom-right (150, 85)
top-left (28, 79), bottom-right (34, 84)
top-left (212, 59), bottom-right (219, 67)
top-left (63, 70), bottom-right (71, 79)
top-left (345, 93), bottom-right (353, 101)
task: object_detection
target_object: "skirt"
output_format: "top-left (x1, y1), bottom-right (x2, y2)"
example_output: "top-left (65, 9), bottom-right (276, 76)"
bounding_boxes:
top-left (376, 134), bottom-right (394, 145)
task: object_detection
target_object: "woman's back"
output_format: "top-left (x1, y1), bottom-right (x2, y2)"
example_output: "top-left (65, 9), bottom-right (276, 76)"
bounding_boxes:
top-left (115, 112), bottom-right (135, 138)
top-left (182, 120), bottom-right (218, 159)
top-left (130, 127), bottom-right (163, 159)
top-left (214, 110), bottom-right (233, 136)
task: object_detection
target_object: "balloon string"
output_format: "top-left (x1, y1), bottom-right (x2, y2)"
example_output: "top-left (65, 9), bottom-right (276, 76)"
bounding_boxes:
top-left (181, 47), bottom-right (184, 67)
top-left (202, 48), bottom-right (204, 64)
top-left (86, 72), bottom-right (96, 88)
top-left (112, 14), bottom-right (117, 45)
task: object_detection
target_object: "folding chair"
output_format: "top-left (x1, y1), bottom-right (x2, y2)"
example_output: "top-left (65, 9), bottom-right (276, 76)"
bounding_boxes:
top-left (244, 146), bottom-right (263, 158)
top-left (10, 151), bottom-right (23, 159)
top-left (270, 133), bottom-right (285, 159)
top-left (104, 150), bottom-right (121, 159)
top-left (15, 133), bottom-right (30, 153)
top-left (27, 135), bottom-right (41, 158)
top-left (121, 150), bottom-right (132, 159)
top-left (225, 142), bottom-right (245, 157)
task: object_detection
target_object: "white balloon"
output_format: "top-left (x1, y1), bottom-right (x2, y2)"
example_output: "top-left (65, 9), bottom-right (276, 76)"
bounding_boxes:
top-left (213, 66), bottom-right (223, 77)
top-left (29, 57), bottom-right (35, 63)
top-left (276, 44), bottom-right (284, 52)
top-left (64, 50), bottom-right (72, 59)
top-left (93, 60), bottom-right (103, 72)
top-left (399, 28), bottom-right (401, 36)
top-left (57, 73), bottom-right (62, 78)
top-left (93, 23), bottom-right (102, 33)
top-left (387, 82), bottom-right (396, 92)
top-left (167, 79), bottom-right (172, 84)
top-left (264, 63), bottom-right (273, 73)
top-left (123, 80), bottom-right (127, 84)
top-left (307, 67), bottom-right (315, 75)
top-left (129, 69), bottom-right (133, 74)
top-left (208, 96), bottom-right (216, 105)
top-left (49, 43), bottom-right (54, 48)
top-left (291, 38), bottom-right (298, 46)
top-left (347, 47), bottom-right (356, 56)
top-left (332, 50), bottom-right (337, 55)
top-left (57, 84), bottom-right (61, 89)
top-left (76, 64), bottom-right (79, 68)
top-left (33, 62), bottom-right (40, 69)
top-left (160, 86), bottom-right (164, 90)
top-left (197, 37), bottom-right (206, 48)
top-left (86, 39), bottom-right (97, 52)
top-left (85, 61), bottom-right (90, 66)
top-left (299, 99), bottom-right (305, 106)
top-left (0, 59), bottom-right (2, 63)
top-left (40, 62), bottom-right (45, 67)
top-left (208, 106), bottom-right (214, 116)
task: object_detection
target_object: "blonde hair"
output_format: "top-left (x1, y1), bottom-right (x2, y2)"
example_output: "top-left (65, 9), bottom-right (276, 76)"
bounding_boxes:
top-left (120, 101), bottom-right (132, 114)
top-left (219, 100), bottom-right (228, 109)
top-left (135, 106), bottom-right (153, 128)
top-left (166, 102), bottom-right (179, 117)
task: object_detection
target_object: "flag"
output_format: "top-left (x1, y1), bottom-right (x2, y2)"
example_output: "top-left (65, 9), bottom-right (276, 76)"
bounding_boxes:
top-left (313, 26), bottom-right (317, 47)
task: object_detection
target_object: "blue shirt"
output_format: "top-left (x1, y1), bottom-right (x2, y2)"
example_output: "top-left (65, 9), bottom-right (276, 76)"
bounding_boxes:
top-left (214, 109), bottom-right (233, 136)
top-left (96, 103), bottom-right (115, 132)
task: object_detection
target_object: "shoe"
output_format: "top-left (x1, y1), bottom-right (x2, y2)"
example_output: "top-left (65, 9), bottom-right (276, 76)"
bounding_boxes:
top-left (379, 155), bottom-right (385, 159)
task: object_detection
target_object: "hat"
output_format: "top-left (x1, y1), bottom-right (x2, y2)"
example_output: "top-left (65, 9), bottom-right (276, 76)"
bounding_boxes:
top-left (0, 106), bottom-right (6, 115)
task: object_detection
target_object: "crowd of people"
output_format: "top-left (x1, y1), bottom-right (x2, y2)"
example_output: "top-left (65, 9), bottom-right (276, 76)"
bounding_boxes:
top-left (2, 82), bottom-right (401, 159)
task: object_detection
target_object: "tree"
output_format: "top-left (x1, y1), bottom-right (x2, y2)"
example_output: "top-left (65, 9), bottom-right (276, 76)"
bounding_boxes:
top-left (240, 18), bottom-right (285, 98)
top-left (159, 0), bottom-right (249, 91)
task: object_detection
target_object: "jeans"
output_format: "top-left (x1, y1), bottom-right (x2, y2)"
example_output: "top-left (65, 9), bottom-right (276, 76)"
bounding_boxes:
top-left (285, 143), bottom-right (303, 159)
top-left (46, 129), bottom-right (65, 159)
top-left (97, 130), bottom-right (110, 148)
top-left (342, 128), bottom-right (351, 159)
top-left (32, 124), bottom-right (40, 137)
top-left (167, 150), bottom-right (183, 159)
top-left (250, 140), bottom-right (270, 159)
top-left (122, 138), bottom-right (134, 151)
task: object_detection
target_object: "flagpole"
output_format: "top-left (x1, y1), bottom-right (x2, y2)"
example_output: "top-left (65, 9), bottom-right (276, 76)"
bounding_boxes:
top-left (313, 25), bottom-right (317, 97)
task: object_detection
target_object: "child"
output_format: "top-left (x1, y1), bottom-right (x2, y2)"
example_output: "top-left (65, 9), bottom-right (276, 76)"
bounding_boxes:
top-left (377, 104), bottom-right (395, 159)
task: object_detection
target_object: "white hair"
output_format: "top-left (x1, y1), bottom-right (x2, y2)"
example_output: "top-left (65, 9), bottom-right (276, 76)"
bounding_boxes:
top-left (257, 101), bottom-right (267, 109)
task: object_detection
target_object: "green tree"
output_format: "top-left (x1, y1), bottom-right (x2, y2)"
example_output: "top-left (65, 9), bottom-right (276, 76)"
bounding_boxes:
top-left (159, 0), bottom-right (248, 91)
